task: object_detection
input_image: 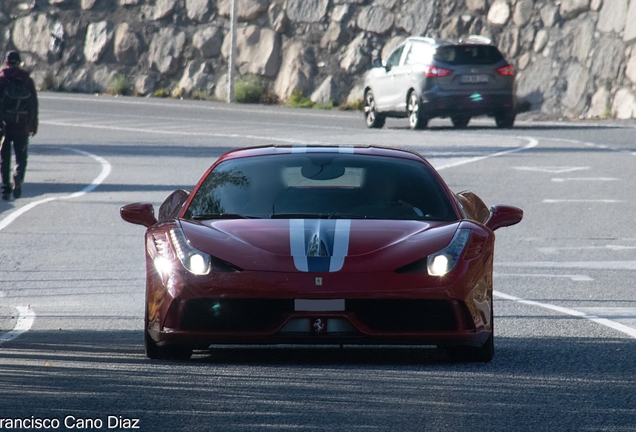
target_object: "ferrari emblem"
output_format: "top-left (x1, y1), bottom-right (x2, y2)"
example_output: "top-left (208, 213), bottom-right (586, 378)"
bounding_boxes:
top-left (313, 319), bottom-right (325, 333)
top-left (315, 277), bottom-right (323, 286)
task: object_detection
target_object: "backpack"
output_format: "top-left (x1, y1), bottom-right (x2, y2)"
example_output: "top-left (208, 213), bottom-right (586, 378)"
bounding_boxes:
top-left (1, 79), bottom-right (32, 128)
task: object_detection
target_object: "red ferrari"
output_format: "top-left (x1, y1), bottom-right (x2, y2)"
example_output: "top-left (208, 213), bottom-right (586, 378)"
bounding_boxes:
top-left (121, 145), bottom-right (522, 362)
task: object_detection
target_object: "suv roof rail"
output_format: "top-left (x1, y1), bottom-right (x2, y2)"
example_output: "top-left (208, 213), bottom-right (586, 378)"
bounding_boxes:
top-left (409, 36), bottom-right (436, 44)
top-left (460, 35), bottom-right (493, 45)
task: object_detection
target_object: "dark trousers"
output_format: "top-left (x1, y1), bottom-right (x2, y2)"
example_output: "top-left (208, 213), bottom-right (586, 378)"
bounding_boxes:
top-left (0, 133), bottom-right (29, 194)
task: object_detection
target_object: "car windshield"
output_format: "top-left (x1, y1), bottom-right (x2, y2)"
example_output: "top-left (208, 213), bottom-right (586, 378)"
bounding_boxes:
top-left (434, 45), bottom-right (504, 65)
top-left (184, 153), bottom-right (457, 221)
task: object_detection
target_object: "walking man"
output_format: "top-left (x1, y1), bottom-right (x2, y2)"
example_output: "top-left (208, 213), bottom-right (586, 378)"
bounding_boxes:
top-left (0, 51), bottom-right (38, 201)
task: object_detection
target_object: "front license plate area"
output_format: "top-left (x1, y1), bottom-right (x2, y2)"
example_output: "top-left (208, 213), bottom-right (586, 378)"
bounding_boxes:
top-left (460, 74), bottom-right (489, 84)
top-left (294, 299), bottom-right (345, 311)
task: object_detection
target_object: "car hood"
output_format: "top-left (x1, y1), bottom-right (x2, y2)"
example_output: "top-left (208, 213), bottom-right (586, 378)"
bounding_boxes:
top-left (181, 219), bottom-right (459, 273)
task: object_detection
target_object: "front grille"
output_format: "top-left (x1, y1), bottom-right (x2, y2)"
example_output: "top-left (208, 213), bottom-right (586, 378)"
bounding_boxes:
top-left (347, 299), bottom-right (458, 332)
top-left (181, 299), bottom-right (293, 331)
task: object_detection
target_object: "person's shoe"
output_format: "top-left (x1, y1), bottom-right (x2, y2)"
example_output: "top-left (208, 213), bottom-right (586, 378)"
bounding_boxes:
top-left (1, 193), bottom-right (9, 201)
top-left (13, 177), bottom-right (22, 199)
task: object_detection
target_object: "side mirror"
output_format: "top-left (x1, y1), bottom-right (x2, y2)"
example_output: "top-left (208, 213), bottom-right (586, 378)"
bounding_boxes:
top-left (372, 58), bottom-right (383, 68)
top-left (120, 202), bottom-right (158, 227)
top-left (158, 189), bottom-right (190, 222)
top-left (485, 205), bottom-right (523, 231)
top-left (385, 63), bottom-right (392, 72)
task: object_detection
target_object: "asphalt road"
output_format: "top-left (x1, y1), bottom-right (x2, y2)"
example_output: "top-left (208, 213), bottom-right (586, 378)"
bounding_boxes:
top-left (1, 93), bottom-right (636, 431)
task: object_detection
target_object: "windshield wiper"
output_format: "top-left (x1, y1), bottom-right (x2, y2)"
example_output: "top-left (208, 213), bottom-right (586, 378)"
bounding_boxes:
top-left (190, 213), bottom-right (258, 220)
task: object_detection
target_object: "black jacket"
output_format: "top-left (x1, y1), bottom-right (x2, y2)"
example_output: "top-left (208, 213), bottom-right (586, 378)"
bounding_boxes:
top-left (0, 66), bottom-right (39, 136)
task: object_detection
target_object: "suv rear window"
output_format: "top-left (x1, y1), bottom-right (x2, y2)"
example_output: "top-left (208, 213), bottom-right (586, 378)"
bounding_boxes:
top-left (434, 45), bottom-right (504, 65)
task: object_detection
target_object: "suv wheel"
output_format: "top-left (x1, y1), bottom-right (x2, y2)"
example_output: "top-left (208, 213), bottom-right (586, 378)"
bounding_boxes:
top-left (407, 92), bottom-right (428, 130)
top-left (451, 115), bottom-right (470, 128)
top-left (495, 112), bottom-right (515, 128)
top-left (364, 90), bottom-right (385, 128)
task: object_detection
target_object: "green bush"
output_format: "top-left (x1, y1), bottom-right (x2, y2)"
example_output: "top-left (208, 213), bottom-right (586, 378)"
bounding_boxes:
top-left (313, 100), bottom-right (336, 110)
top-left (235, 74), bottom-right (267, 103)
top-left (190, 90), bottom-right (211, 101)
top-left (108, 73), bottom-right (131, 96)
top-left (287, 90), bottom-right (314, 108)
top-left (153, 88), bottom-right (170, 98)
top-left (338, 98), bottom-right (364, 112)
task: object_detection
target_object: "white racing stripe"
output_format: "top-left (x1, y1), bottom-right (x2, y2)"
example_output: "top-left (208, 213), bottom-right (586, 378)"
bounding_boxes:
top-left (0, 147), bottom-right (111, 345)
top-left (329, 219), bottom-right (351, 272)
top-left (494, 291), bottom-right (636, 339)
top-left (0, 306), bottom-right (36, 345)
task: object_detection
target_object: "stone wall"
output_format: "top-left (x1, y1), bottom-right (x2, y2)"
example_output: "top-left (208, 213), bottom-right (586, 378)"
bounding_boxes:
top-left (1, 0), bottom-right (636, 119)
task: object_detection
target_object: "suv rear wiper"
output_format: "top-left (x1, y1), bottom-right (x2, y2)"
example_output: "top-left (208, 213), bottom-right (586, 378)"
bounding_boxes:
top-left (190, 213), bottom-right (258, 220)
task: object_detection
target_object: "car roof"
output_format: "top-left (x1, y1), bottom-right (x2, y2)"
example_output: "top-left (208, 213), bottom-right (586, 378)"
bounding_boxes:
top-left (216, 145), bottom-right (427, 164)
top-left (404, 35), bottom-right (494, 49)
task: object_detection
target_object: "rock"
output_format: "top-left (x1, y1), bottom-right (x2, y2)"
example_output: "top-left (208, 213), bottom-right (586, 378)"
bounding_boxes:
top-left (214, 73), bottom-right (229, 100)
top-left (513, 0), bottom-right (534, 27)
top-left (339, 32), bottom-right (370, 74)
top-left (218, 0), bottom-right (269, 22)
top-left (81, 0), bottom-right (97, 8)
top-left (396, 0), bottom-right (436, 36)
top-left (153, 0), bottom-right (179, 20)
top-left (177, 60), bottom-right (214, 96)
top-left (186, 0), bottom-right (211, 22)
top-left (596, 0), bottom-right (627, 33)
top-left (518, 52), bottom-right (531, 70)
top-left (440, 15), bottom-right (466, 39)
top-left (346, 79), bottom-right (364, 103)
top-left (516, 57), bottom-right (556, 109)
top-left (310, 75), bottom-right (336, 105)
top-left (274, 42), bottom-right (315, 100)
top-left (591, 36), bottom-right (624, 80)
top-left (562, 62), bottom-right (590, 116)
top-left (626, 50), bottom-right (636, 83)
top-left (624, 1), bottom-right (636, 42)
top-left (611, 88), bottom-right (636, 118)
top-left (193, 26), bottom-right (222, 58)
top-left (498, 26), bottom-right (519, 58)
top-left (465, 0), bottom-right (488, 13)
top-left (357, 7), bottom-right (394, 35)
top-left (540, 4), bottom-right (560, 26)
top-left (49, 0), bottom-right (71, 4)
top-left (586, 85), bottom-right (610, 118)
top-left (533, 29), bottom-right (549, 53)
top-left (374, 0), bottom-right (397, 7)
top-left (222, 25), bottom-right (281, 78)
top-left (84, 21), bottom-right (114, 64)
top-left (268, 2), bottom-right (289, 33)
top-left (381, 35), bottom-right (405, 61)
top-left (520, 25), bottom-right (536, 50)
top-left (331, 4), bottom-right (352, 22)
top-left (559, 0), bottom-right (590, 20)
top-left (119, 0), bottom-right (140, 5)
top-left (148, 27), bottom-right (187, 76)
top-left (11, 14), bottom-right (56, 61)
top-left (286, 0), bottom-right (329, 23)
top-left (487, 0), bottom-right (510, 25)
top-left (570, 18), bottom-right (595, 63)
top-left (590, 0), bottom-right (603, 12)
top-left (114, 23), bottom-right (142, 65)
top-left (135, 75), bottom-right (156, 96)
top-left (321, 22), bottom-right (348, 52)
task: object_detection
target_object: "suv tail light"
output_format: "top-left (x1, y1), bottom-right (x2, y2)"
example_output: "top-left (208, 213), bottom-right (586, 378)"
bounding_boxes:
top-left (425, 66), bottom-right (454, 77)
top-left (496, 64), bottom-right (515, 76)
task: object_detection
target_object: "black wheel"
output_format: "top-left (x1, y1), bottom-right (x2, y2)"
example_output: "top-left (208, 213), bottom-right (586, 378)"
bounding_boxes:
top-left (407, 91), bottom-right (428, 130)
top-left (495, 112), bottom-right (515, 128)
top-left (446, 333), bottom-right (494, 363)
top-left (145, 330), bottom-right (193, 360)
top-left (364, 90), bottom-right (385, 129)
top-left (451, 115), bottom-right (470, 128)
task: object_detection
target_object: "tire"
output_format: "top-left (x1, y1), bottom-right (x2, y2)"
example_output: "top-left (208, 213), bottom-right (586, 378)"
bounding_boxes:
top-left (364, 90), bottom-right (385, 129)
top-left (446, 333), bottom-right (494, 363)
top-left (407, 91), bottom-right (428, 130)
top-left (495, 112), bottom-right (515, 128)
top-left (145, 330), bottom-right (193, 360)
top-left (451, 115), bottom-right (470, 129)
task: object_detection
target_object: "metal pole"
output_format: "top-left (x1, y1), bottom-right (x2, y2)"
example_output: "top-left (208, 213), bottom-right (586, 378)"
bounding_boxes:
top-left (227, 0), bottom-right (238, 103)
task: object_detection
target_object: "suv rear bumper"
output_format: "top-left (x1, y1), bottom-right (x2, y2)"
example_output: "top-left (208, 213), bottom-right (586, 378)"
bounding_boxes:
top-left (420, 91), bottom-right (515, 118)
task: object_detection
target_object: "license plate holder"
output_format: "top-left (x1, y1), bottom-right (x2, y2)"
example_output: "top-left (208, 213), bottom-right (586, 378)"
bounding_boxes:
top-left (460, 74), bottom-right (489, 84)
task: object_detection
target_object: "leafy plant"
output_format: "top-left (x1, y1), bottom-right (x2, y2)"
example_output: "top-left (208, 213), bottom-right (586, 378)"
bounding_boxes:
top-left (153, 88), bottom-right (170, 98)
top-left (190, 90), bottom-right (212, 101)
top-left (108, 73), bottom-right (131, 96)
top-left (235, 74), bottom-right (267, 104)
top-left (287, 90), bottom-right (314, 108)
top-left (338, 98), bottom-right (364, 111)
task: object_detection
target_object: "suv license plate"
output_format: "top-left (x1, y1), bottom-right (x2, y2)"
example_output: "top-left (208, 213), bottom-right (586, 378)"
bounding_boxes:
top-left (460, 74), bottom-right (489, 83)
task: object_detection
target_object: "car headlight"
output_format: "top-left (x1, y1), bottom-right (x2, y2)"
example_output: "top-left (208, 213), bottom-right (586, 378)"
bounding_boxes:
top-left (169, 228), bottom-right (211, 275)
top-left (427, 229), bottom-right (471, 276)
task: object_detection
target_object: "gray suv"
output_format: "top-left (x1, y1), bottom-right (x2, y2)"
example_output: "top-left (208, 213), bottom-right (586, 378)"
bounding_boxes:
top-left (363, 36), bottom-right (516, 130)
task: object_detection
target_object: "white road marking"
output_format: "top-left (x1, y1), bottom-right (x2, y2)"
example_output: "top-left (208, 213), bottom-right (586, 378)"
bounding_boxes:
top-left (577, 307), bottom-right (636, 319)
top-left (538, 245), bottom-right (636, 254)
top-left (494, 291), bottom-right (636, 339)
top-left (433, 136), bottom-right (538, 170)
top-left (494, 272), bottom-right (593, 281)
top-left (543, 199), bottom-right (623, 203)
top-left (551, 177), bottom-right (618, 182)
top-left (513, 166), bottom-right (589, 173)
top-left (0, 148), bottom-right (111, 345)
top-left (498, 261), bottom-right (636, 270)
top-left (0, 306), bottom-right (36, 345)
